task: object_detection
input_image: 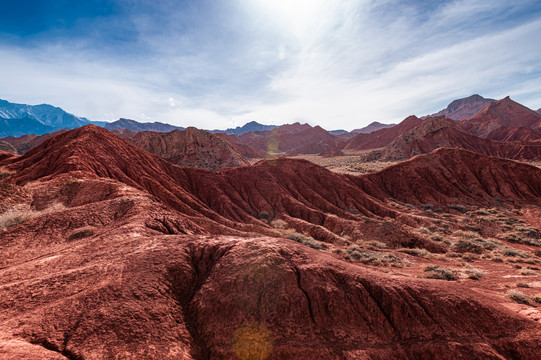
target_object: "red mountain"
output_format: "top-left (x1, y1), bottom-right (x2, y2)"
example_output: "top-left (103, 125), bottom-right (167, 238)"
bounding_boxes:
top-left (228, 123), bottom-right (344, 156)
top-left (363, 116), bottom-right (541, 162)
top-left (461, 96), bottom-right (541, 137)
top-left (351, 121), bottom-right (395, 134)
top-left (426, 94), bottom-right (495, 120)
top-left (123, 127), bottom-right (250, 171)
top-left (344, 115), bottom-right (423, 150)
top-left (1, 126), bottom-right (541, 359)
top-left (0, 130), bottom-right (65, 155)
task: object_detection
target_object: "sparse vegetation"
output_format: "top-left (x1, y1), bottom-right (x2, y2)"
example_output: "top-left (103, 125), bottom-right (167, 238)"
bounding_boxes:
top-left (345, 245), bottom-right (405, 267)
top-left (423, 265), bottom-right (458, 281)
top-left (463, 266), bottom-right (484, 280)
top-left (398, 248), bottom-right (431, 258)
top-left (0, 208), bottom-right (30, 232)
top-left (287, 232), bottom-right (327, 250)
top-left (506, 289), bottom-right (531, 305)
top-left (519, 268), bottom-right (537, 276)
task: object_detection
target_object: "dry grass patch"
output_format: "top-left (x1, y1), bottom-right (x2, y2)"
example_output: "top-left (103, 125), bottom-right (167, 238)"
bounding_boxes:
top-left (423, 265), bottom-right (458, 281)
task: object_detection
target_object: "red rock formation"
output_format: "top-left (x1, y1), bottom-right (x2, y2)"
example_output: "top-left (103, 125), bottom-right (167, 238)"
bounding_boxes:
top-left (354, 147), bottom-right (541, 207)
top-left (228, 123), bottom-right (344, 156)
top-left (461, 96), bottom-right (541, 137)
top-left (344, 115), bottom-right (423, 150)
top-left (1, 126), bottom-right (541, 359)
top-left (0, 130), bottom-right (66, 155)
top-left (364, 116), bottom-right (541, 161)
top-left (125, 127), bottom-right (250, 171)
top-left (426, 94), bottom-right (495, 120)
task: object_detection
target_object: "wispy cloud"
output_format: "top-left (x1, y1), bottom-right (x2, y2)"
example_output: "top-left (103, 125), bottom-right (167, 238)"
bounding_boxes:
top-left (0, 0), bottom-right (540, 130)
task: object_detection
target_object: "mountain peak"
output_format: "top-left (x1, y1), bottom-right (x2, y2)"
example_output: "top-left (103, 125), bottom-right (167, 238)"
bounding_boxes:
top-left (427, 94), bottom-right (495, 120)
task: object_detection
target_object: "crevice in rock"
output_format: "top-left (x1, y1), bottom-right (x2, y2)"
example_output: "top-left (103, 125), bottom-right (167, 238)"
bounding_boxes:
top-left (358, 279), bottom-right (399, 336)
top-left (167, 244), bottom-right (232, 360)
top-left (293, 266), bottom-right (316, 325)
top-left (30, 338), bottom-right (84, 360)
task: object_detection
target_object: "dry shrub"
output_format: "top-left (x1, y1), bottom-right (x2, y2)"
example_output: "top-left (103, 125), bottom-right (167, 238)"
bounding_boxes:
top-left (506, 289), bottom-right (531, 305)
top-left (287, 232), bottom-right (327, 250)
top-left (398, 248), bottom-right (431, 258)
top-left (423, 265), bottom-right (458, 281)
top-left (68, 226), bottom-right (96, 241)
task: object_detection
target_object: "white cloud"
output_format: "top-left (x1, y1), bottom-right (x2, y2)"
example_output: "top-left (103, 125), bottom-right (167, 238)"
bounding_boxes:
top-left (0, 0), bottom-right (540, 130)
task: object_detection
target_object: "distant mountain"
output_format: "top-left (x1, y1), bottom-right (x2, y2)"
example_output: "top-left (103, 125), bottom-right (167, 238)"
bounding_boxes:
top-left (536, 108), bottom-right (541, 114)
top-left (104, 118), bottom-right (184, 132)
top-left (0, 99), bottom-right (94, 137)
top-left (329, 129), bottom-right (348, 135)
top-left (344, 115), bottom-right (423, 151)
top-left (212, 121), bottom-right (277, 135)
top-left (0, 116), bottom-right (55, 137)
top-left (364, 116), bottom-right (541, 162)
top-left (461, 96), bottom-right (541, 137)
top-left (425, 94), bottom-right (495, 120)
top-left (227, 122), bottom-right (344, 156)
top-left (351, 122), bottom-right (395, 134)
top-left (0, 130), bottom-right (66, 155)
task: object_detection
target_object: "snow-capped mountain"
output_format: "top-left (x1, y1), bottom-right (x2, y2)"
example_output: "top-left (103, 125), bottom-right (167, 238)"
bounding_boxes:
top-left (0, 99), bottom-right (96, 137)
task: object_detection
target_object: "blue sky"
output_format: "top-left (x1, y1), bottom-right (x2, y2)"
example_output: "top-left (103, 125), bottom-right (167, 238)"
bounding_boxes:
top-left (0, 0), bottom-right (540, 130)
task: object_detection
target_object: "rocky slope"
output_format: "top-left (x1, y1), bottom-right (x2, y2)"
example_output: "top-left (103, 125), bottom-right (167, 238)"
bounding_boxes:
top-left (364, 117), bottom-right (541, 161)
top-left (426, 94), bottom-right (495, 120)
top-left (124, 127), bottom-right (250, 171)
top-left (228, 123), bottom-right (344, 156)
top-left (1, 126), bottom-right (540, 359)
top-left (344, 115), bottom-right (423, 150)
top-left (461, 97), bottom-right (541, 137)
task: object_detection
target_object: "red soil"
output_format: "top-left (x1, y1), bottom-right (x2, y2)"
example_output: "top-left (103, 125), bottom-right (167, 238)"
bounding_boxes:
top-left (1, 126), bottom-right (541, 359)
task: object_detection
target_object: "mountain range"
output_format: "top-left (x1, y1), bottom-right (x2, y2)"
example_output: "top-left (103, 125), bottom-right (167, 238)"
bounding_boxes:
top-left (0, 99), bottom-right (99, 137)
top-left (1, 125), bottom-right (541, 358)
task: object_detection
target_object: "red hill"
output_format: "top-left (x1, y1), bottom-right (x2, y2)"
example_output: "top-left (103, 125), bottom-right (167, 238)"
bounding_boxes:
top-left (344, 115), bottom-right (423, 150)
top-left (426, 94), bottom-right (495, 120)
top-left (462, 97), bottom-right (541, 137)
top-left (124, 127), bottom-right (250, 171)
top-left (1, 126), bottom-right (541, 358)
top-left (228, 123), bottom-right (344, 156)
top-left (364, 117), bottom-right (541, 162)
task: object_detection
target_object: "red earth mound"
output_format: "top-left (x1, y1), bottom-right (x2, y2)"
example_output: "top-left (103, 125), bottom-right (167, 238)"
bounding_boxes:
top-left (227, 123), bottom-right (344, 156)
top-left (123, 127), bottom-right (250, 171)
top-left (364, 116), bottom-right (541, 161)
top-left (354, 147), bottom-right (541, 207)
top-left (462, 97), bottom-right (541, 137)
top-left (344, 115), bottom-right (423, 151)
top-left (0, 130), bottom-right (66, 155)
top-left (1, 126), bottom-right (541, 358)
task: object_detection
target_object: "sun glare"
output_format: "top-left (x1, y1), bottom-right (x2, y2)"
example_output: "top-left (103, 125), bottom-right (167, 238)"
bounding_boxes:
top-left (252, 0), bottom-right (329, 37)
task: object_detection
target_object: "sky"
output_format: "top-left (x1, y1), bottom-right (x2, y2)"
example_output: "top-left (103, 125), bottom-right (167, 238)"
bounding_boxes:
top-left (0, 0), bottom-right (540, 130)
